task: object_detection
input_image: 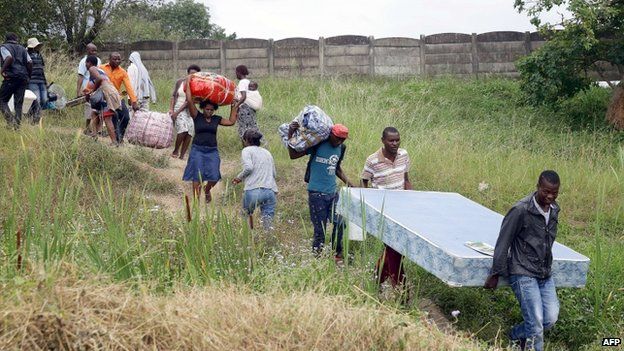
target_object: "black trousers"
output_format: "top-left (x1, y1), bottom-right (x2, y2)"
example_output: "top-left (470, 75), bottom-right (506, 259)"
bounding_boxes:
top-left (0, 78), bottom-right (28, 128)
top-left (113, 100), bottom-right (130, 142)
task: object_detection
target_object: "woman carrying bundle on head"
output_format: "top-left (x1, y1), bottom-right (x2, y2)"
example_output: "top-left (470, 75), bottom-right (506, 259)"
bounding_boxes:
top-left (182, 76), bottom-right (239, 203)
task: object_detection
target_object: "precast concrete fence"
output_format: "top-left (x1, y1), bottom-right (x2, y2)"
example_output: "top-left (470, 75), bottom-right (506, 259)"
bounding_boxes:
top-left (100, 32), bottom-right (620, 80)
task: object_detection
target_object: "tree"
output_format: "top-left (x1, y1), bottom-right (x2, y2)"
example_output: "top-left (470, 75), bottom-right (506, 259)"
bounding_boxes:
top-left (156, 0), bottom-right (235, 40)
top-left (514, 0), bottom-right (624, 128)
top-left (0, 0), bottom-right (234, 52)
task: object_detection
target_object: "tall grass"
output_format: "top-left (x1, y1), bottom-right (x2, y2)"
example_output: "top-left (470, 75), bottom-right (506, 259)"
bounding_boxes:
top-left (2, 65), bottom-right (622, 350)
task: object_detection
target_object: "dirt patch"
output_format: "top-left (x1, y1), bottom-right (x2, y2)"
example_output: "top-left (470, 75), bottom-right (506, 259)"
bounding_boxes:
top-left (85, 132), bottom-right (238, 215)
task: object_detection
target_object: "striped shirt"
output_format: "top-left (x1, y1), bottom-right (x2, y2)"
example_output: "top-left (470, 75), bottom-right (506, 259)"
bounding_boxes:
top-left (361, 148), bottom-right (410, 190)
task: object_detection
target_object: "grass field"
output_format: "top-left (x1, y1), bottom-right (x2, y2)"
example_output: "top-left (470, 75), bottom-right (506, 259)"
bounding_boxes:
top-left (1, 55), bottom-right (622, 350)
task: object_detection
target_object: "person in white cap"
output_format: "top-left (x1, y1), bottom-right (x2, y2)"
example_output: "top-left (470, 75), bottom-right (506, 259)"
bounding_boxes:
top-left (26, 37), bottom-right (47, 122)
top-left (127, 51), bottom-right (156, 111)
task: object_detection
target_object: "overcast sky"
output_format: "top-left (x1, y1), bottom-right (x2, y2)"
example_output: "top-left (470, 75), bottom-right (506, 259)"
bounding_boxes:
top-left (204, 0), bottom-right (569, 40)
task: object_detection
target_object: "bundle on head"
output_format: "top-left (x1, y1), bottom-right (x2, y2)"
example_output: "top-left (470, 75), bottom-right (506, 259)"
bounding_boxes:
top-left (188, 72), bottom-right (236, 106)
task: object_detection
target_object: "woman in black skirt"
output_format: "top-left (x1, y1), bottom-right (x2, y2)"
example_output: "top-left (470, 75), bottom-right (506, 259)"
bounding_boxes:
top-left (182, 77), bottom-right (239, 202)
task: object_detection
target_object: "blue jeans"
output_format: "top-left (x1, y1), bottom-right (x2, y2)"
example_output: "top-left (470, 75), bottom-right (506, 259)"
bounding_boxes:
top-left (509, 275), bottom-right (560, 351)
top-left (27, 82), bottom-right (47, 122)
top-left (308, 191), bottom-right (344, 255)
top-left (243, 188), bottom-right (276, 230)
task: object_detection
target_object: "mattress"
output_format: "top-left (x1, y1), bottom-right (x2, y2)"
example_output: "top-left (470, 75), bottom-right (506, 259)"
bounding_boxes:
top-left (337, 188), bottom-right (590, 287)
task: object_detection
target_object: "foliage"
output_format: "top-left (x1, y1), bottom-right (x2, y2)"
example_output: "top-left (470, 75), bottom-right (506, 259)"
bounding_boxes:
top-left (0, 0), bottom-right (234, 52)
top-left (98, 0), bottom-right (235, 43)
top-left (514, 0), bottom-right (624, 117)
top-left (156, 0), bottom-right (235, 40)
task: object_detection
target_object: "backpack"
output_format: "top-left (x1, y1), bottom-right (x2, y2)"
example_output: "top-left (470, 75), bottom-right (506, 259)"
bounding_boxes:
top-left (304, 143), bottom-right (346, 183)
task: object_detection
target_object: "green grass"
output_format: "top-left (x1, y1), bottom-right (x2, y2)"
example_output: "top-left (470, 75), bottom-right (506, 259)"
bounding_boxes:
top-left (2, 69), bottom-right (622, 350)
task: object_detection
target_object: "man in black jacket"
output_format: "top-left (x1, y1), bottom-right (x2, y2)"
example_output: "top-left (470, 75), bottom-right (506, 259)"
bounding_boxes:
top-left (0, 33), bottom-right (32, 129)
top-left (484, 170), bottom-right (561, 351)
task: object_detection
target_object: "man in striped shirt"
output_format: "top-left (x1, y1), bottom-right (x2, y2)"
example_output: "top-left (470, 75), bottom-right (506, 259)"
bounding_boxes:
top-left (361, 126), bottom-right (412, 286)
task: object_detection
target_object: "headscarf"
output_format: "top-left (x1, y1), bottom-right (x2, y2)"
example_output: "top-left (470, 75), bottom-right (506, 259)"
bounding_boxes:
top-left (128, 51), bottom-right (157, 103)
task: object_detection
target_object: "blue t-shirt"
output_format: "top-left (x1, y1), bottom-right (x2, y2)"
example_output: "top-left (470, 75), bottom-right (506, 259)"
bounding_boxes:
top-left (307, 140), bottom-right (342, 194)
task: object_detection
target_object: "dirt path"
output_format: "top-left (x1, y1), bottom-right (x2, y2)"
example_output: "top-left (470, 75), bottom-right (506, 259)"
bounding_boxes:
top-left (115, 139), bottom-right (238, 215)
top-left (52, 126), bottom-right (237, 215)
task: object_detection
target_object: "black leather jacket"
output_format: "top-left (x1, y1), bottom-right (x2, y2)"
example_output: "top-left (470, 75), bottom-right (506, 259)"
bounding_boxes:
top-left (491, 192), bottom-right (559, 279)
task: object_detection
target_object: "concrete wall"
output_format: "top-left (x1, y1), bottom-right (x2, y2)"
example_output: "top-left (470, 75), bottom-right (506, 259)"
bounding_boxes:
top-left (99, 31), bottom-right (621, 80)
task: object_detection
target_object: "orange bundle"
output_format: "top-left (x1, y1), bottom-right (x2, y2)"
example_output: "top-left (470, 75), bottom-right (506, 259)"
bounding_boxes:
top-left (189, 72), bottom-right (236, 106)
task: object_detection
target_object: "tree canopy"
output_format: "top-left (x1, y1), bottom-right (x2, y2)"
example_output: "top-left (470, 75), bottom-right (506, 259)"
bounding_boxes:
top-left (515, 0), bottom-right (624, 105)
top-left (0, 0), bottom-right (235, 52)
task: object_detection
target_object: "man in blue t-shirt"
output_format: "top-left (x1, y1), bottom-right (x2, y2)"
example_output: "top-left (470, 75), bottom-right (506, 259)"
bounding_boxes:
top-left (288, 123), bottom-right (355, 261)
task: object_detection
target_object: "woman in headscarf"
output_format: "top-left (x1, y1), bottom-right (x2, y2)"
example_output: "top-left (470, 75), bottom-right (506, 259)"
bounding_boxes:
top-left (127, 51), bottom-right (157, 110)
top-left (234, 65), bottom-right (259, 140)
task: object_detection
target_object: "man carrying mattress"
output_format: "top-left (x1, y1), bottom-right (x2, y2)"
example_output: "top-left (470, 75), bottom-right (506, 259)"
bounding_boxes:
top-left (361, 127), bottom-right (412, 287)
top-left (288, 123), bottom-right (355, 262)
top-left (485, 170), bottom-right (561, 351)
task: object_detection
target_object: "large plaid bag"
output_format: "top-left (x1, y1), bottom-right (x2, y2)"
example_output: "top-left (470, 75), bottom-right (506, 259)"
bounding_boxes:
top-left (126, 110), bottom-right (173, 149)
top-left (278, 105), bottom-right (334, 152)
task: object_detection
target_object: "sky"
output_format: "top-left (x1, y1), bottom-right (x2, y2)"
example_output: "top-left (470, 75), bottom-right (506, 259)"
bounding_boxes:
top-left (204, 0), bottom-right (569, 40)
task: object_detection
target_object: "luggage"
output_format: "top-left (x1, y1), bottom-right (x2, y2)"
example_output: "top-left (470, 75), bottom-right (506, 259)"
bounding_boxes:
top-left (189, 72), bottom-right (236, 106)
top-left (125, 110), bottom-right (173, 149)
top-left (278, 105), bottom-right (334, 152)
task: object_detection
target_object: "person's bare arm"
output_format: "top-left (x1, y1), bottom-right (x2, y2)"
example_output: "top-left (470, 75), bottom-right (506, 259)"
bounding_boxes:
top-left (89, 67), bottom-right (103, 91)
top-left (76, 75), bottom-right (84, 97)
top-left (169, 79), bottom-right (182, 114)
top-left (184, 78), bottom-right (198, 118)
top-left (122, 72), bottom-right (139, 110)
top-left (238, 90), bottom-right (247, 104)
top-left (337, 166), bottom-right (355, 187)
top-left (286, 121), bottom-right (307, 159)
top-left (220, 101), bottom-right (239, 126)
top-left (288, 147), bottom-right (307, 160)
top-left (404, 173), bottom-right (413, 190)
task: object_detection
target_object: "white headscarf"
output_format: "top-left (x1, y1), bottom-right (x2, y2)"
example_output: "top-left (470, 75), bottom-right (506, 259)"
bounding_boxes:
top-left (128, 51), bottom-right (157, 103)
